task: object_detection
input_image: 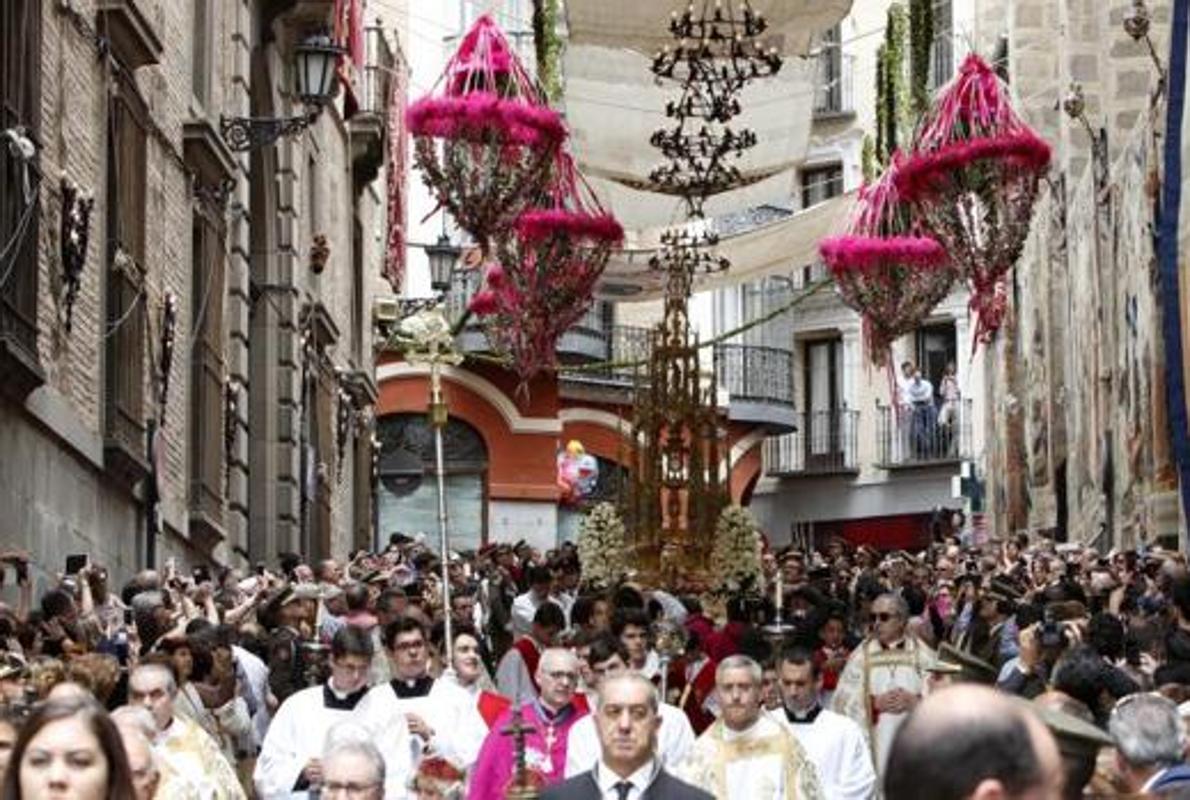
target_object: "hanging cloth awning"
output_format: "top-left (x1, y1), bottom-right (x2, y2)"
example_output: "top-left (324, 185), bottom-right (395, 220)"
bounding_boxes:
top-left (560, 1), bottom-right (853, 233)
top-left (564, 43), bottom-right (816, 229)
top-left (563, 0), bottom-right (855, 58)
top-left (596, 191), bottom-right (856, 300)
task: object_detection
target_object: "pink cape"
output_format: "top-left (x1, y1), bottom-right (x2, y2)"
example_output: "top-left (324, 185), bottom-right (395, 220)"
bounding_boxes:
top-left (466, 701), bottom-right (588, 800)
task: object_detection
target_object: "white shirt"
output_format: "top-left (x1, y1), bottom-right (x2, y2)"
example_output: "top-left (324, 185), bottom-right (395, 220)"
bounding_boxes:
top-left (637, 650), bottom-right (662, 682)
top-left (774, 707), bottom-right (876, 800)
top-left (595, 758), bottom-right (659, 800)
top-left (906, 378), bottom-right (934, 404)
top-left (566, 702), bottom-right (695, 777)
top-left (510, 591), bottom-right (546, 638)
top-left (233, 644), bottom-right (271, 747)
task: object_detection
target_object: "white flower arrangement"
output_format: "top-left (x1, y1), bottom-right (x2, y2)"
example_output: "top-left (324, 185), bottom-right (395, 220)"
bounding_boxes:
top-left (710, 505), bottom-right (764, 596)
top-left (576, 502), bottom-right (629, 589)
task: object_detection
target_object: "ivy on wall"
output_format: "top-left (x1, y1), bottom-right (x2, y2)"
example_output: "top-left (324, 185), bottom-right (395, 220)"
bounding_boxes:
top-left (532, 0), bottom-right (563, 104)
top-left (909, 0), bottom-right (934, 117)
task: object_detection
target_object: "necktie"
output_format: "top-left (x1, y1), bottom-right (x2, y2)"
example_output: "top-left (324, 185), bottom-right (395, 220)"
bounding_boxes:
top-left (613, 781), bottom-right (633, 800)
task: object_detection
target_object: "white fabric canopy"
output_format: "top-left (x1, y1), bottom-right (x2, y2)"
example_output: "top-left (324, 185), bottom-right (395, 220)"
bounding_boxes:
top-left (563, 0), bottom-right (854, 59)
top-left (565, 44), bottom-right (814, 229)
top-left (596, 191), bottom-right (855, 300)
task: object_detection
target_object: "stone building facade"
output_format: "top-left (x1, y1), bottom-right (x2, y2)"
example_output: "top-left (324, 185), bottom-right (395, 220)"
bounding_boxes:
top-left (974, 0), bottom-right (1180, 546)
top-left (0, 0), bottom-right (400, 592)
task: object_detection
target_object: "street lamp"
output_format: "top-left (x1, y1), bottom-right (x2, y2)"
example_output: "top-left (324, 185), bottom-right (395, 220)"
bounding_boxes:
top-left (221, 31), bottom-right (345, 152)
top-left (425, 233), bottom-right (461, 293)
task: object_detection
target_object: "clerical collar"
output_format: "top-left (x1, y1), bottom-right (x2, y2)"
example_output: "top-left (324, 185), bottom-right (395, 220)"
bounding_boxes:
top-left (784, 704), bottom-right (823, 725)
top-left (323, 682), bottom-right (367, 711)
top-left (390, 675), bottom-right (434, 699)
top-left (533, 697), bottom-right (575, 725)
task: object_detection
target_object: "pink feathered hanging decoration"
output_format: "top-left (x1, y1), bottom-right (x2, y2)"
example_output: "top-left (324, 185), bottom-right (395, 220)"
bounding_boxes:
top-left (406, 15), bottom-right (566, 254)
top-left (894, 53), bottom-right (1051, 346)
top-left (820, 165), bottom-right (959, 368)
top-left (470, 153), bottom-right (624, 388)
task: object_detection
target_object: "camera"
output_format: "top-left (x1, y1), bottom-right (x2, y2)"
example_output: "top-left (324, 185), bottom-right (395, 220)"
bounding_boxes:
top-left (1039, 609), bottom-right (1069, 651)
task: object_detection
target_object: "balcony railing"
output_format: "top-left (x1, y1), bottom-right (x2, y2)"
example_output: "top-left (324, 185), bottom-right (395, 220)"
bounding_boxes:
top-left (814, 53), bottom-right (855, 118)
top-left (764, 409), bottom-right (859, 475)
top-left (559, 325), bottom-right (652, 386)
top-left (446, 270), bottom-right (614, 362)
top-left (877, 397), bottom-right (972, 467)
top-left (359, 24), bottom-right (395, 116)
top-left (714, 344), bottom-right (795, 406)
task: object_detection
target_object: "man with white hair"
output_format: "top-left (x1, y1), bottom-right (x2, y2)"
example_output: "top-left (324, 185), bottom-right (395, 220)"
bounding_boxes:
top-left (1109, 692), bottom-right (1190, 794)
top-left (321, 736), bottom-right (386, 800)
top-left (675, 655), bottom-right (824, 799)
top-left (127, 661), bottom-right (245, 799)
top-left (469, 647), bottom-right (590, 797)
top-left (111, 705), bottom-right (201, 800)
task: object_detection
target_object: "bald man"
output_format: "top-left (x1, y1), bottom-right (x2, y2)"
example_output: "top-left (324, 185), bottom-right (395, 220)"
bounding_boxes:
top-left (884, 685), bottom-right (1064, 800)
top-left (468, 648), bottom-right (590, 799)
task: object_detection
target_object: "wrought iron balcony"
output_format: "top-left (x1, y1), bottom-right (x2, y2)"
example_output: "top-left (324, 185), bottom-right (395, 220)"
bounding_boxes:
top-left (349, 24), bottom-right (398, 188)
top-left (559, 324), bottom-right (652, 388)
top-left (876, 398), bottom-right (972, 468)
top-left (814, 52), bottom-right (855, 119)
top-left (445, 269), bottom-right (614, 362)
top-left (714, 343), bottom-right (797, 432)
top-left (359, 24), bottom-right (395, 117)
top-left (764, 409), bottom-right (859, 475)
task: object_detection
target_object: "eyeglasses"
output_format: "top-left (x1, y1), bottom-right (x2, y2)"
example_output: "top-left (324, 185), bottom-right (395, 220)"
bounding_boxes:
top-left (872, 612), bottom-right (899, 622)
top-left (393, 640), bottom-right (425, 652)
top-left (322, 780), bottom-right (380, 797)
top-left (544, 670), bottom-right (578, 683)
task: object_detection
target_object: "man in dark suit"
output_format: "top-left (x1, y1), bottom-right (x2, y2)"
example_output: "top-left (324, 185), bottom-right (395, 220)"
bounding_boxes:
top-left (541, 673), bottom-right (713, 800)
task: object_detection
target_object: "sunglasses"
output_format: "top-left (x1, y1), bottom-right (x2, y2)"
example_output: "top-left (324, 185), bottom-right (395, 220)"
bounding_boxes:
top-left (872, 612), bottom-right (899, 622)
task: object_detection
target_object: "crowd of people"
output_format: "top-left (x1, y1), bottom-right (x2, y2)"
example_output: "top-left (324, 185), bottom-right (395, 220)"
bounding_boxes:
top-left (2, 530), bottom-right (1190, 798)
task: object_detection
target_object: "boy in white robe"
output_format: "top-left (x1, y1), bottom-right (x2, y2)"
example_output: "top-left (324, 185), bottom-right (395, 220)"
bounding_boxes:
top-left (255, 625), bottom-right (395, 798)
top-left (355, 616), bottom-right (484, 795)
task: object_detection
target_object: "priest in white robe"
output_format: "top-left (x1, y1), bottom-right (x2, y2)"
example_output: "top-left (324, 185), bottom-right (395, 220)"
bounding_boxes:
top-left (831, 593), bottom-right (934, 780)
top-left (255, 625), bottom-right (391, 798)
top-left (565, 633), bottom-right (695, 776)
top-left (355, 616), bottom-right (485, 793)
top-left (773, 648), bottom-right (875, 800)
top-left (674, 655), bottom-right (824, 800)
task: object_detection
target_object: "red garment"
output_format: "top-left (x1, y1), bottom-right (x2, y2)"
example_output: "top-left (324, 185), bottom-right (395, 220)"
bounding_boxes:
top-left (685, 613), bottom-right (715, 644)
top-left (678, 657), bottom-right (718, 735)
top-left (813, 645), bottom-right (849, 692)
top-left (477, 691), bottom-right (511, 728)
top-left (704, 621), bottom-right (747, 663)
top-left (512, 637), bottom-right (542, 694)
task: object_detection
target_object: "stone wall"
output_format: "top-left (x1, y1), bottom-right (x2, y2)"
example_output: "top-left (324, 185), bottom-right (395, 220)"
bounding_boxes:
top-left (0, 0), bottom-right (391, 592)
top-left (984, 110), bottom-right (1178, 546)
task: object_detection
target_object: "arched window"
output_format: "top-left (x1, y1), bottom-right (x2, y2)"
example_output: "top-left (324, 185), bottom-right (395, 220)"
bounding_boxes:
top-left (375, 413), bottom-right (488, 551)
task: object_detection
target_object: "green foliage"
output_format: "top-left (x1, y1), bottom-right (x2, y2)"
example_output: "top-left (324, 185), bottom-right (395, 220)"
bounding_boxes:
top-left (875, 4), bottom-right (912, 166)
top-left (909, 0), bottom-right (934, 117)
top-left (532, 0), bottom-right (563, 104)
top-left (862, 135), bottom-right (877, 184)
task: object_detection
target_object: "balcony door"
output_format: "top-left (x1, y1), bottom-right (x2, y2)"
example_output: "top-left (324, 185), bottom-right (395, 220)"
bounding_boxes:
top-left (805, 338), bottom-right (843, 468)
